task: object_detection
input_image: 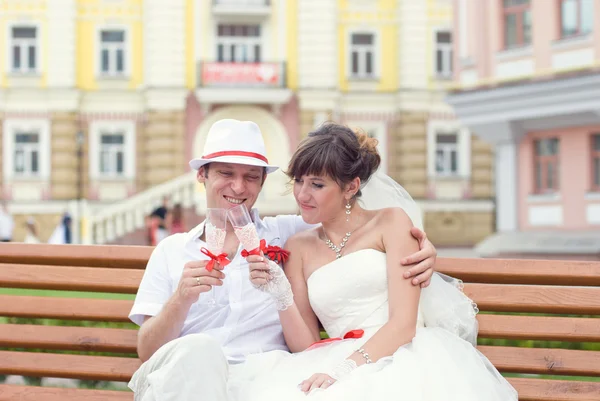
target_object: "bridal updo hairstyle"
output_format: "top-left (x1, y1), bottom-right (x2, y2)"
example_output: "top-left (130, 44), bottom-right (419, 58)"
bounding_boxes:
top-left (286, 122), bottom-right (381, 197)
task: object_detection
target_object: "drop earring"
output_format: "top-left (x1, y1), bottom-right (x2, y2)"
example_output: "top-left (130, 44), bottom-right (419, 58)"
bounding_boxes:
top-left (345, 200), bottom-right (352, 222)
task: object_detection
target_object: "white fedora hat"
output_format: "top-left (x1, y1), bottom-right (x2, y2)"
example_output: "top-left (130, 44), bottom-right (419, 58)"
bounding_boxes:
top-left (189, 119), bottom-right (279, 174)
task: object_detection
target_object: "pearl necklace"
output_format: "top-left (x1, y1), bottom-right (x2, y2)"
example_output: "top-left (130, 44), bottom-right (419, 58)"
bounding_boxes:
top-left (324, 231), bottom-right (352, 259)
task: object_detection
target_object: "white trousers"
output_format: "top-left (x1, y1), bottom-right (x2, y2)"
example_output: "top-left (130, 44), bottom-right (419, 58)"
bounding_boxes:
top-left (128, 333), bottom-right (241, 401)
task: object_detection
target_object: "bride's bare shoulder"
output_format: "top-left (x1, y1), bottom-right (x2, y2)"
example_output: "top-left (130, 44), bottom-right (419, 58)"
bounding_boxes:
top-left (285, 225), bottom-right (321, 250)
top-left (372, 207), bottom-right (414, 228)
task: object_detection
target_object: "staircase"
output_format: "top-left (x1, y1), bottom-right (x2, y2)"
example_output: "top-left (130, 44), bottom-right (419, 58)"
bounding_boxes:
top-left (84, 171), bottom-right (298, 245)
top-left (83, 172), bottom-right (202, 245)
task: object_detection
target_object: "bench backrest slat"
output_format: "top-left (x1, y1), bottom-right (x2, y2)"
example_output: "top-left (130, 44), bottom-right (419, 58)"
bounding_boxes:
top-left (477, 314), bottom-right (600, 343)
top-left (0, 263), bottom-right (143, 293)
top-left (0, 243), bottom-right (151, 269)
top-left (464, 283), bottom-right (600, 314)
top-left (0, 295), bottom-right (133, 322)
top-left (0, 324), bottom-right (138, 353)
top-left (437, 257), bottom-right (600, 286)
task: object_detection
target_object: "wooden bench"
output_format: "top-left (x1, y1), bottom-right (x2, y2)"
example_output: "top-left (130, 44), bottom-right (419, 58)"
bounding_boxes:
top-left (0, 243), bottom-right (599, 401)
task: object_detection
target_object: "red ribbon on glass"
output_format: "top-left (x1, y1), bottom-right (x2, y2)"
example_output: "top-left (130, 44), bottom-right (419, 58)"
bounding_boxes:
top-left (201, 247), bottom-right (231, 272)
top-left (241, 239), bottom-right (291, 264)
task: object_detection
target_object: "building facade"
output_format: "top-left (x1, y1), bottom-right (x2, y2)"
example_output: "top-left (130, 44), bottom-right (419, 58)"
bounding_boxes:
top-left (0, 0), bottom-right (190, 241)
top-left (1, 0), bottom-right (494, 246)
top-left (448, 0), bottom-right (600, 257)
top-left (186, 0), bottom-right (298, 211)
top-left (294, 0), bottom-right (494, 246)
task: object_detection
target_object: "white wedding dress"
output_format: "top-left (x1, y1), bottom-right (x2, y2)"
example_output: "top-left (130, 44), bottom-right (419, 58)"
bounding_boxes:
top-left (230, 249), bottom-right (518, 400)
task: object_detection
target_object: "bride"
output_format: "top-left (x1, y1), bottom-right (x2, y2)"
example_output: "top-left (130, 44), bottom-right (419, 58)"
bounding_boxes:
top-left (233, 123), bottom-right (518, 400)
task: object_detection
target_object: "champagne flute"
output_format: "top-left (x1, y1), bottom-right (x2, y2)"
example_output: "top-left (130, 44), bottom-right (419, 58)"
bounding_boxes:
top-left (227, 204), bottom-right (260, 253)
top-left (204, 208), bottom-right (227, 306)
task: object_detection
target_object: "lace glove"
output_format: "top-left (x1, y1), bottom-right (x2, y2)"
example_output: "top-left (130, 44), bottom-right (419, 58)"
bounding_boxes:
top-left (252, 259), bottom-right (294, 311)
top-left (328, 359), bottom-right (358, 381)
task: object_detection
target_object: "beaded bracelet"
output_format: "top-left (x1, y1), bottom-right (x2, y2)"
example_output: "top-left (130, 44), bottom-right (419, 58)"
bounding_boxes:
top-left (355, 348), bottom-right (373, 364)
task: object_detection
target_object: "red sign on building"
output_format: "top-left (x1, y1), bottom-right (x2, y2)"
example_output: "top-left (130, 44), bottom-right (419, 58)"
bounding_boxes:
top-left (201, 62), bottom-right (283, 86)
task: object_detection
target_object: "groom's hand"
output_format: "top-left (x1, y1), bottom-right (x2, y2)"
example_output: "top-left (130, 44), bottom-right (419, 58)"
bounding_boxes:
top-left (401, 227), bottom-right (437, 288)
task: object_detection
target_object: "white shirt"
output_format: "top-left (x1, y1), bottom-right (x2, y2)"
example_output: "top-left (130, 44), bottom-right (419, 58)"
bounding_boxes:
top-left (129, 209), bottom-right (314, 363)
top-left (0, 210), bottom-right (14, 240)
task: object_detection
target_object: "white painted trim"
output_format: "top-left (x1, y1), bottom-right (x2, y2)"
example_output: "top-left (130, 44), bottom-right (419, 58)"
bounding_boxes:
top-left (6, 200), bottom-right (72, 214)
top-left (495, 142), bottom-right (518, 232)
top-left (345, 120), bottom-right (388, 174)
top-left (447, 71), bottom-right (600, 129)
top-left (278, 0), bottom-right (286, 60)
top-left (346, 27), bottom-right (381, 80)
top-left (586, 204), bottom-right (600, 224)
top-left (417, 199), bottom-right (494, 212)
top-left (194, 87), bottom-right (292, 104)
top-left (585, 192), bottom-right (600, 201)
top-left (88, 120), bottom-right (136, 180)
top-left (6, 21), bottom-right (42, 75)
top-left (2, 118), bottom-right (51, 182)
top-left (552, 33), bottom-right (593, 51)
top-left (427, 119), bottom-right (471, 178)
top-left (528, 205), bottom-right (563, 226)
top-left (95, 23), bottom-right (132, 78)
top-left (495, 46), bottom-right (533, 61)
top-left (527, 193), bottom-right (562, 203)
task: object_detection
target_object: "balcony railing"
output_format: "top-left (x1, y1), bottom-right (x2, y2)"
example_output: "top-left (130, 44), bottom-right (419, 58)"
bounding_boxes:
top-left (213, 0), bottom-right (270, 5)
top-left (197, 61), bottom-right (286, 88)
top-left (212, 0), bottom-right (271, 16)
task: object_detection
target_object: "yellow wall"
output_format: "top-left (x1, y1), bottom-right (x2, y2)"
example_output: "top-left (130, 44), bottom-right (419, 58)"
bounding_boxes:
top-left (76, 0), bottom-right (144, 91)
top-left (185, 0), bottom-right (195, 89)
top-left (337, 0), bottom-right (398, 92)
top-left (286, 0), bottom-right (298, 90)
top-left (0, 1), bottom-right (48, 88)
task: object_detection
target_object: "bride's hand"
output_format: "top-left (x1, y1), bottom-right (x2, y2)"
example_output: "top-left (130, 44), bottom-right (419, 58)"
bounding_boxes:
top-left (247, 254), bottom-right (272, 286)
top-left (299, 373), bottom-right (336, 393)
top-left (246, 254), bottom-right (294, 311)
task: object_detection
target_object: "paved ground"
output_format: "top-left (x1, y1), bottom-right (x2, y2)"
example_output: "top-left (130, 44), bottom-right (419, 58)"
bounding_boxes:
top-left (437, 247), bottom-right (479, 258)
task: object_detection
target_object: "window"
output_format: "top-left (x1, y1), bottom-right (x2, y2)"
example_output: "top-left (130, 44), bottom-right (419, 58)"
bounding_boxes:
top-left (100, 133), bottom-right (125, 176)
top-left (2, 119), bottom-right (50, 181)
top-left (100, 29), bottom-right (126, 76)
top-left (14, 132), bottom-right (40, 176)
top-left (10, 26), bottom-right (38, 73)
top-left (89, 121), bottom-right (136, 180)
top-left (502, 0), bottom-right (532, 49)
top-left (534, 138), bottom-right (559, 193)
top-left (591, 135), bottom-right (600, 190)
top-left (216, 24), bottom-right (261, 63)
top-left (435, 31), bottom-right (453, 78)
top-left (349, 32), bottom-right (376, 79)
top-left (560, 0), bottom-right (593, 38)
top-left (435, 132), bottom-right (459, 175)
top-left (427, 121), bottom-right (471, 180)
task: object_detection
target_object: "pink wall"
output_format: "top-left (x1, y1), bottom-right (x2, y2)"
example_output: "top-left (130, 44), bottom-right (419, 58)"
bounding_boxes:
top-left (185, 92), bottom-right (204, 171)
top-left (595, 0), bottom-right (600, 58)
top-left (183, 95), bottom-right (300, 168)
top-left (518, 125), bottom-right (600, 230)
top-left (453, 0), bottom-right (600, 85)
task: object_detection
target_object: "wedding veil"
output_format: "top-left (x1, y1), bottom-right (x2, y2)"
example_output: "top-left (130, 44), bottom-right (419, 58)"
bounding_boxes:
top-left (358, 170), bottom-right (480, 346)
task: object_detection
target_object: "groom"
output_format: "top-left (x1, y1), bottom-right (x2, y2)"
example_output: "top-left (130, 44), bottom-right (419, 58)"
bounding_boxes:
top-left (128, 119), bottom-right (438, 400)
